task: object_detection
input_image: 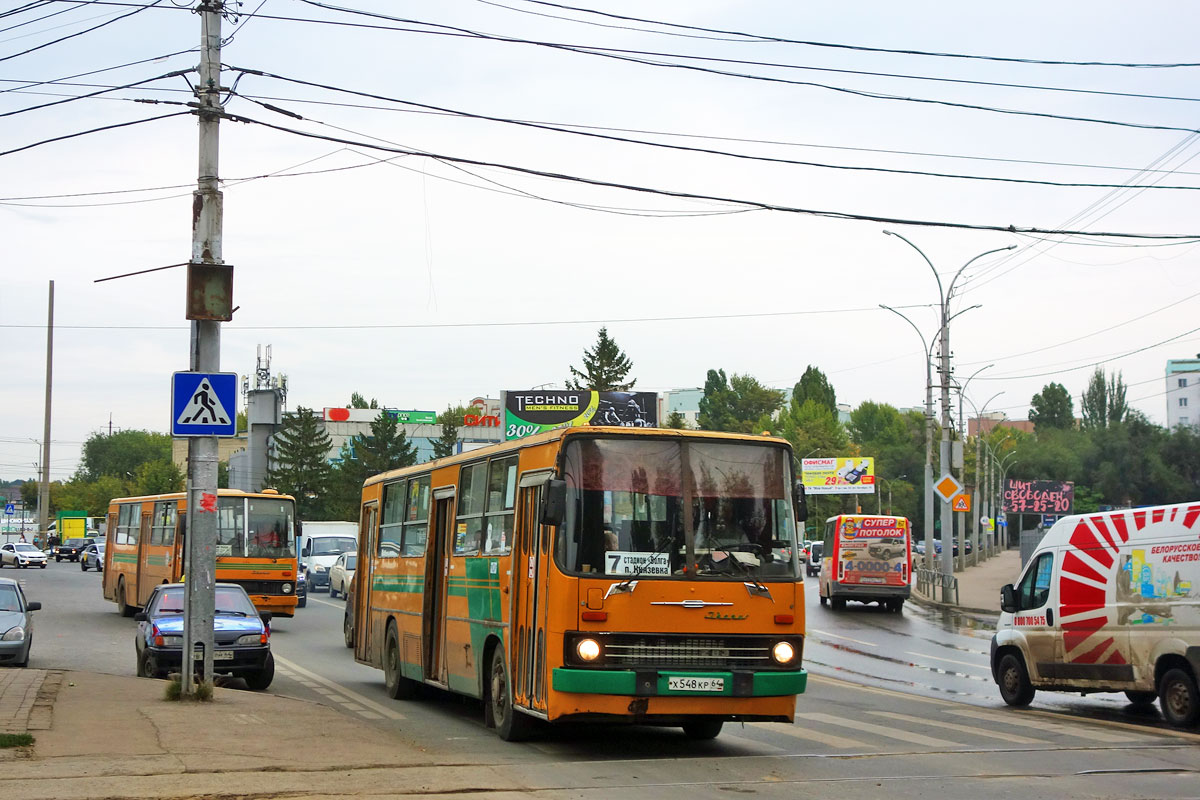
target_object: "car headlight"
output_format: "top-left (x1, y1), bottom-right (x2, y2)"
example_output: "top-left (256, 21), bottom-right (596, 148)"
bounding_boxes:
top-left (235, 633), bottom-right (266, 646)
top-left (772, 641), bottom-right (796, 665)
top-left (576, 638), bottom-right (601, 662)
top-left (2, 626), bottom-right (26, 642)
top-left (314, 565), bottom-right (326, 573)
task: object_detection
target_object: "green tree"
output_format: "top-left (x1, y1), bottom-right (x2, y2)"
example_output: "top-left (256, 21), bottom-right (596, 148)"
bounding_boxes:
top-left (131, 458), bottom-right (184, 496)
top-left (327, 411), bottom-right (419, 519)
top-left (776, 398), bottom-right (849, 456)
top-left (349, 392), bottom-right (379, 409)
top-left (697, 369), bottom-right (784, 433)
top-left (1029, 382), bottom-right (1075, 431)
top-left (792, 366), bottom-right (837, 417)
top-left (1081, 368), bottom-right (1128, 430)
top-left (78, 430), bottom-right (173, 482)
top-left (567, 327), bottom-right (636, 391)
top-left (433, 405), bottom-right (473, 459)
top-left (266, 407), bottom-right (333, 518)
top-left (664, 410), bottom-right (688, 429)
top-left (237, 409), bottom-right (248, 433)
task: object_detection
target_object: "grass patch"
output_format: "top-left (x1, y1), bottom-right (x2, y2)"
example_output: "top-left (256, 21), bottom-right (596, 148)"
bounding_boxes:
top-left (0, 733), bottom-right (34, 748)
top-left (163, 676), bottom-right (214, 702)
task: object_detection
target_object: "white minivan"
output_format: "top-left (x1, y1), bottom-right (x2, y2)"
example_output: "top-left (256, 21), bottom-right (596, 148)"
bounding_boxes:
top-left (991, 502), bottom-right (1200, 727)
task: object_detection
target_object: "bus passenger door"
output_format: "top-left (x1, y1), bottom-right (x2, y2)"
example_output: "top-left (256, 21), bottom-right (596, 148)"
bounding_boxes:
top-left (424, 495), bottom-right (454, 684)
top-left (513, 483), bottom-right (550, 714)
top-left (136, 510), bottom-right (152, 605)
top-left (354, 503), bottom-right (378, 665)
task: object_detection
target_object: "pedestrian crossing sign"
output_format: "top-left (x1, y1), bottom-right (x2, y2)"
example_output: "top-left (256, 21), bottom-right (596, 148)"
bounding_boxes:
top-left (953, 494), bottom-right (971, 513)
top-left (171, 372), bottom-right (237, 437)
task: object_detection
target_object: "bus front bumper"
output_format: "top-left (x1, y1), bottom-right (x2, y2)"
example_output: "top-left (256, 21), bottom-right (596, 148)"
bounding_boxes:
top-left (552, 668), bottom-right (806, 697)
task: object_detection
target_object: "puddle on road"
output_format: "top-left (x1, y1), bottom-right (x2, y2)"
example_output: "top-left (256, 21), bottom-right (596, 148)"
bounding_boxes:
top-left (805, 659), bottom-right (994, 700)
top-left (808, 639), bottom-right (991, 683)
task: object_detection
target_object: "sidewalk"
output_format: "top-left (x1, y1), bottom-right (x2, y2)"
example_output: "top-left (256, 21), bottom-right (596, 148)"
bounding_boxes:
top-left (0, 668), bottom-right (528, 800)
top-left (911, 548), bottom-right (1023, 616)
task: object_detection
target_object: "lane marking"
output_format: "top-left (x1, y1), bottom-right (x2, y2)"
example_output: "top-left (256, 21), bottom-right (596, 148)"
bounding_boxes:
top-left (273, 653), bottom-right (404, 720)
top-left (795, 712), bottom-right (958, 748)
top-left (749, 721), bottom-right (866, 750)
top-left (905, 651), bottom-right (989, 670)
top-left (807, 674), bottom-right (954, 706)
top-left (868, 710), bottom-right (1046, 744)
top-left (809, 629), bottom-right (877, 647)
top-left (945, 708), bottom-right (1140, 743)
top-left (307, 596), bottom-right (344, 609)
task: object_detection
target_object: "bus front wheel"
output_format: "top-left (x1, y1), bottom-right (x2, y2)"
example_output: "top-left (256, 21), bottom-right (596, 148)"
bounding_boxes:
top-left (488, 646), bottom-right (534, 741)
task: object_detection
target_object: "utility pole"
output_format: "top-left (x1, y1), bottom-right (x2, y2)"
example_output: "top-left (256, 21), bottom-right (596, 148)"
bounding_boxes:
top-left (182, 0), bottom-right (226, 698)
top-left (37, 281), bottom-right (53, 546)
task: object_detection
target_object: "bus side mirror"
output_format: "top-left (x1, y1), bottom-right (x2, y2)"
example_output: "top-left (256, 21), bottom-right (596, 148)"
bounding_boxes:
top-left (794, 481), bottom-right (808, 522)
top-left (1000, 584), bottom-right (1016, 613)
top-left (540, 479), bottom-right (567, 527)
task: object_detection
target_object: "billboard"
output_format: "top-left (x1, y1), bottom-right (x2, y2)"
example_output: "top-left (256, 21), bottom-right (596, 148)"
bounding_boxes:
top-left (801, 457), bottom-right (876, 495)
top-left (503, 391), bottom-right (658, 440)
top-left (324, 408), bottom-right (437, 424)
top-left (1003, 479), bottom-right (1074, 514)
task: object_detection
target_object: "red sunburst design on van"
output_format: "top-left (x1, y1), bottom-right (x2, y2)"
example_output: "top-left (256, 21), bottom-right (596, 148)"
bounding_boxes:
top-left (1057, 504), bottom-right (1200, 665)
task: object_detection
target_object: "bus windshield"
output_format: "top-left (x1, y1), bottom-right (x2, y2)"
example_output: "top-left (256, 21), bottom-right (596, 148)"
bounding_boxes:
top-left (214, 497), bottom-right (296, 558)
top-left (559, 437), bottom-right (799, 580)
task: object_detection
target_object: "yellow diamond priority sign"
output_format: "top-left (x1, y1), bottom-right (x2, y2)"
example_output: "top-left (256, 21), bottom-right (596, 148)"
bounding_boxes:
top-left (935, 473), bottom-right (963, 503)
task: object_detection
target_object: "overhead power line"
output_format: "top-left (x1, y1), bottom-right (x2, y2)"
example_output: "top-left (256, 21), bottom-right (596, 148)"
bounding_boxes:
top-left (223, 109), bottom-right (1200, 240)
top-left (480, 0), bottom-right (1200, 69)
top-left (234, 68), bottom-right (1200, 192)
top-left (0, 0), bottom-right (163, 65)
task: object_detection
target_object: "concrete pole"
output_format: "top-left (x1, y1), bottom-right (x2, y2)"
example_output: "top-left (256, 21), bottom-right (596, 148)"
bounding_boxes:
top-left (37, 281), bottom-right (53, 546)
top-left (182, 1), bottom-right (224, 697)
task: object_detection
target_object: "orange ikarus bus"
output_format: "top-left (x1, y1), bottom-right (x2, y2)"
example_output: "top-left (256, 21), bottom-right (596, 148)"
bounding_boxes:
top-left (347, 426), bottom-right (809, 741)
top-left (818, 514), bottom-right (912, 613)
top-left (103, 489), bottom-right (299, 618)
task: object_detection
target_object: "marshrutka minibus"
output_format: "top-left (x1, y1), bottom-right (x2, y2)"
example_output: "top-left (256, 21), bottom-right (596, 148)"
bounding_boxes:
top-left (102, 489), bottom-right (300, 618)
top-left (347, 426), bottom-right (810, 740)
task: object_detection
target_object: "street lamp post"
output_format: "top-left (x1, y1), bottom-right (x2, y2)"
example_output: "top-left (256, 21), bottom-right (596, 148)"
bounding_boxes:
top-left (959, 389), bottom-right (1003, 567)
top-left (880, 304), bottom-right (937, 570)
top-left (877, 475), bottom-right (907, 515)
top-left (884, 231), bottom-right (1015, 587)
top-left (997, 452), bottom-right (1018, 553)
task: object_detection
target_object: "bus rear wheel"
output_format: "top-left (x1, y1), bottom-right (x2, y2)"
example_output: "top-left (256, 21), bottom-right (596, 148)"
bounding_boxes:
top-left (682, 720), bottom-right (724, 740)
top-left (117, 578), bottom-right (134, 617)
top-left (383, 625), bottom-right (418, 700)
top-left (488, 646), bottom-right (534, 741)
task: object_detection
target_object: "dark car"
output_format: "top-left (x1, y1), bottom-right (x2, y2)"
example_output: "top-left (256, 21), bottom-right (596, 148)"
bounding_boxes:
top-left (134, 583), bottom-right (274, 690)
top-left (296, 564), bottom-right (307, 609)
top-left (0, 577), bottom-right (42, 667)
top-left (55, 537), bottom-right (95, 562)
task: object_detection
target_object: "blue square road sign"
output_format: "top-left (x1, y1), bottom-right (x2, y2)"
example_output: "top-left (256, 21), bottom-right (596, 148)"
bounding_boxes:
top-left (172, 372), bottom-right (238, 437)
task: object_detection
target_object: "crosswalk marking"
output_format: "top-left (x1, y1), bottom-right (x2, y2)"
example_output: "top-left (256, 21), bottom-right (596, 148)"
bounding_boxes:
top-left (796, 712), bottom-right (958, 748)
top-left (810, 629), bottom-right (877, 647)
top-left (868, 711), bottom-right (1047, 744)
top-left (905, 651), bottom-right (988, 670)
top-left (273, 653), bottom-right (404, 720)
top-left (749, 721), bottom-right (865, 750)
top-left (944, 708), bottom-right (1140, 743)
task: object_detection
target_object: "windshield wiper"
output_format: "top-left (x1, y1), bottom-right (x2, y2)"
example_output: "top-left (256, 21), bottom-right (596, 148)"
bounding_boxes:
top-left (708, 545), bottom-right (770, 594)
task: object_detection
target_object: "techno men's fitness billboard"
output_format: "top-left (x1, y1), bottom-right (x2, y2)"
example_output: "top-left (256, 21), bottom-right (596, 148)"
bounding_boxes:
top-left (503, 391), bottom-right (658, 440)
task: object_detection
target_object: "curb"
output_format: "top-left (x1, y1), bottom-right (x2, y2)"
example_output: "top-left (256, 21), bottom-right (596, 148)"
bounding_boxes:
top-left (909, 587), bottom-right (999, 620)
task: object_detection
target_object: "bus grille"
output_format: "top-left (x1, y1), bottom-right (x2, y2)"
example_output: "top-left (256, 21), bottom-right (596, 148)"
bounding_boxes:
top-left (601, 635), bottom-right (785, 669)
top-left (229, 579), bottom-right (292, 596)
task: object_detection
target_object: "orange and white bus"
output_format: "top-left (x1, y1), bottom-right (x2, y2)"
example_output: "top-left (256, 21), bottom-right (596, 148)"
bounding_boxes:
top-left (817, 514), bottom-right (912, 612)
top-left (347, 426), bottom-right (809, 741)
top-left (102, 489), bottom-right (299, 619)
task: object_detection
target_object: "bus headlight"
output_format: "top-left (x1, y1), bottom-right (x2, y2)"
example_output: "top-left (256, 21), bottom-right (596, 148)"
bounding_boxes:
top-left (772, 641), bottom-right (796, 665)
top-left (281, 583), bottom-right (293, 594)
top-left (576, 638), bottom-right (601, 662)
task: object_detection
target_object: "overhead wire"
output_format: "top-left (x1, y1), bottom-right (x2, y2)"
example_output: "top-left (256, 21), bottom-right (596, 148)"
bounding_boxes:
top-left (0, 0), bottom-right (164, 65)
top-left (0, 111), bottom-right (192, 158)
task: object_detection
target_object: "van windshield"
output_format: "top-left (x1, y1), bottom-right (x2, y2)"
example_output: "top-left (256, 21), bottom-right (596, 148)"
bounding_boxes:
top-left (311, 537), bottom-right (356, 556)
top-left (558, 437), bottom-right (799, 580)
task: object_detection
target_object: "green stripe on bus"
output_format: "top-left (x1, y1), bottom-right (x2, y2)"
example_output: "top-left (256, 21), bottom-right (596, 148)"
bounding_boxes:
top-left (372, 575), bottom-right (425, 593)
top-left (112, 554), bottom-right (138, 564)
top-left (215, 563), bottom-right (293, 571)
top-left (551, 669), bottom-right (807, 696)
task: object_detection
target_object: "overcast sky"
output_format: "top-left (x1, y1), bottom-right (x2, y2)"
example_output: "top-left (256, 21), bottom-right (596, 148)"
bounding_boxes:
top-left (3, 0), bottom-right (1199, 482)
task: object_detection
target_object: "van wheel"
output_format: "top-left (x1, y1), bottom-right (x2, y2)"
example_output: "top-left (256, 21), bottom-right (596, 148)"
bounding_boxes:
top-left (997, 653), bottom-right (1035, 707)
top-left (681, 720), bottom-right (724, 740)
top-left (819, 595), bottom-right (827, 606)
top-left (831, 597), bottom-right (846, 611)
top-left (383, 625), bottom-right (418, 700)
top-left (1159, 668), bottom-right (1200, 727)
top-left (1124, 690), bottom-right (1157, 705)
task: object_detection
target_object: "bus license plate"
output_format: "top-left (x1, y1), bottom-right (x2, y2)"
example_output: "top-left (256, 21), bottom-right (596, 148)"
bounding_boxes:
top-left (668, 677), bottom-right (724, 692)
top-left (193, 650), bottom-right (235, 661)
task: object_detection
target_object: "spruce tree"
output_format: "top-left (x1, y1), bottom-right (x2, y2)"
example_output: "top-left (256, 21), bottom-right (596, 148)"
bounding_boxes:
top-left (567, 327), bottom-right (636, 391)
top-left (266, 407), bottom-right (333, 518)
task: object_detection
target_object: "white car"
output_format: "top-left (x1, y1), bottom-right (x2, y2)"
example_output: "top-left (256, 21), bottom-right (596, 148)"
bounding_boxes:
top-left (328, 552), bottom-right (356, 600)
top-left (0, 542), bottom-right (48, 569)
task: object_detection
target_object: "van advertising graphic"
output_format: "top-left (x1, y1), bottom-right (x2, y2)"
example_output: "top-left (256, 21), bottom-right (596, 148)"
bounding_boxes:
top-left (503, 391), bottom-right (658, 440)
top-left (801, 457), bottom-right (875, 495)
